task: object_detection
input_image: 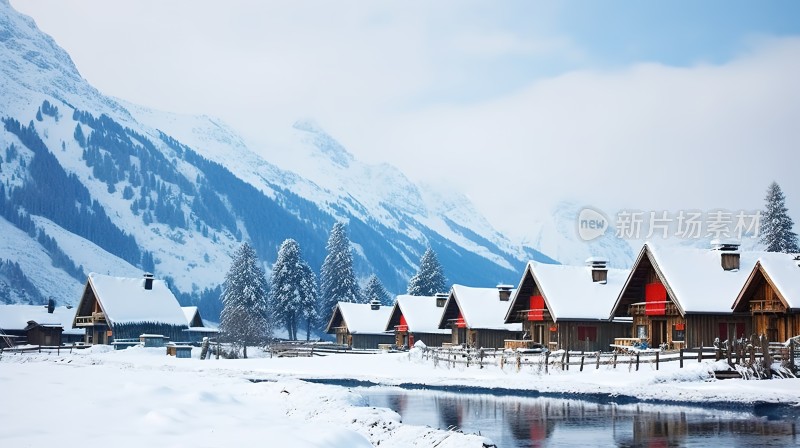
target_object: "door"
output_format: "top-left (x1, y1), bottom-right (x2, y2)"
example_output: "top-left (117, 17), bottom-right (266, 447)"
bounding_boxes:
top-left (533, 324), bottom-right (546, 344)
top-left (651, 320), bottom-right (666, 347)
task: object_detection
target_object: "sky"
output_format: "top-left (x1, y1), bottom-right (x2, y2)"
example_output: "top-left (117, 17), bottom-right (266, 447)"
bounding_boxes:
top-left (10, 0), bottom-right (800, 242)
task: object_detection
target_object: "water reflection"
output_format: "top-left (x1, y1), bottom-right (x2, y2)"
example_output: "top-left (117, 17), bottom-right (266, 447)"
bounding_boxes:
top-left (354, 388), bottom-right (798, 447)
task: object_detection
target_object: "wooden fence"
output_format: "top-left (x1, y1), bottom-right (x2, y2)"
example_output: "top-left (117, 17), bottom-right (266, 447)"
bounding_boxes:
top-left (418, 336), bottom-right (798, 379)
top-left (0, 343), bottom-right (92, 355)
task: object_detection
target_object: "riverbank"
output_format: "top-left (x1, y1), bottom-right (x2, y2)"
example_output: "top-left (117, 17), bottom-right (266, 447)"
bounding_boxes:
top-left (2, 346), bottom-right (798, 447)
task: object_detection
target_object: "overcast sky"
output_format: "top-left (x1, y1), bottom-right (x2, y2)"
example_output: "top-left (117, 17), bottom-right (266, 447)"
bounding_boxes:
top-left (11, 0), bottom-right (800, 241)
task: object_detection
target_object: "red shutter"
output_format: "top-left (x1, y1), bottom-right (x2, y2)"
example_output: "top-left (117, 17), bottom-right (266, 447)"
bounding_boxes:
top-left (528, 295), bottom-right (545, 321)
top-left (577, 326), bottom-right (597, 342)
top-left (645, 283), bottom-right (667, 316)
top-left (735, 323), bottom-right (745, 340)
top-left (456, 312), bottom-right (466, 328)
top-left (397, 314), bottom-right (408, 332)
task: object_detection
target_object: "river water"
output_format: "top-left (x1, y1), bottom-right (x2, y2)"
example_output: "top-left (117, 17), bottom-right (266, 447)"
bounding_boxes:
top-left (353, 387), bottom-right (798, 447)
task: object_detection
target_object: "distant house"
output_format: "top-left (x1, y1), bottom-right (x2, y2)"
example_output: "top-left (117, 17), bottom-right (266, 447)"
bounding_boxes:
top-left (504, 259), bottom-right (630, 352)
top-left (325, 300), bottom-right (394, 349)
top-left (385, 294), bottom-right (451, 348)
top-left (437, 285), bottom-right (522, 349)
top-left (72, 273), bottom-right (188, 344)
top-left (610, 242), bottom-right (756, 349)
top-left (732, 252), bottom-right (800, 343)
top-left (181, 306), bottom-right (219, 342)
top-left (0, 302), bottom-right (84, 348)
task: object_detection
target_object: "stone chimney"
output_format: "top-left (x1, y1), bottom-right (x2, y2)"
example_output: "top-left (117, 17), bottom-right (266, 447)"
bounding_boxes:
top-left (586, 257), bottom-right (609, 284)
top-left (712, 240), bottom-right (741, 271)
top-left (46, 298), bottom-right (55, 314)
top-left (435, 293), bottom-right (448, 307)
top-left (497, 284), bottom-right (513, 301)
top-left (144, 273), bottom-right (154, 290)
top-left (370, 299), bottom-right (381, 311)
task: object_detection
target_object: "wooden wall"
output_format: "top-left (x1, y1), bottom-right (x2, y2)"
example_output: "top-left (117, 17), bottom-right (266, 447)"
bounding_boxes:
top-left (351, 333), bottom-right (395, 350)
top-left (410, 332), bottom-right (450, 348)
top-left (684, 314), bottom-right (751, 348)
top-left (557, 321), bottom-right (630, 352)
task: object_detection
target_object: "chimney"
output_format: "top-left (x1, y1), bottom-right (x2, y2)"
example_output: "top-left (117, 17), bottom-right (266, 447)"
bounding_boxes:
top-left (144, 273), bottom-right (154, 290)
top-left (711, 240), bottom-right (740, 271)
top-left (497, 284), bottom-right (513, 301)
top-left (586, 257), bottom-right (609, 283)
top-left (47, 298), bottom-right (55, 314)
top-left (369, 298), bottom-right (381, 311)
top-left (435, 293), bottom-right (448, 307)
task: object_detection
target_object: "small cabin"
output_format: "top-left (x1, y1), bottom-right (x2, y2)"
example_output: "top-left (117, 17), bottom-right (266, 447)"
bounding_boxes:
top-left (437, 284), bottom-right (522, 349)
top-left (0, 303), bottom-right (83, 347)
top-left (385, 294), bottom-right (451, 348)
top-left (504, 259), bottom-right (630, 352)
top-left (732, 253), bottom-right (800, 343)
top-left (610, 242), bottom-right (755, 349)
top-left (181, 306), bottom-right (219, 343)
top-left (72, 273), bottom-right (188, 345)
top-left (325, 300), bottom-right (394, 349)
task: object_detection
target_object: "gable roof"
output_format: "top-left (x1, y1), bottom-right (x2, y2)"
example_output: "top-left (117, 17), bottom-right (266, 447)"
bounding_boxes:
top-left (507, 262), bottom-right (629, 322)
top-left (0, 304), bottom-right (82, 335)
top-left (438, 285), bottom-right (521, 331)
top-left (612, 242), bottom-right (762, 316)
top-left (181, 306), bottom-right (204, 327)
top-left (733, 252), bottom-right (800, 311)
top-left (325, 302), bottom-right (393, 335)
top-left (386, 295), bottom-right (450, 334)
top-left (74, 273), bottom-right (187, 327)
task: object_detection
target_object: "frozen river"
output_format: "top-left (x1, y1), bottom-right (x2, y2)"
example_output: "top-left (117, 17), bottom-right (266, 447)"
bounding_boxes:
top-left (352, 386), bottom-right (798, 447)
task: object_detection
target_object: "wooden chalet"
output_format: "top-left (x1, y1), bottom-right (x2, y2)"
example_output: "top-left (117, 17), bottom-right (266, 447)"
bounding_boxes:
top-left (504, 259), bottom-right (630, 352)
top-left (610, 242), bottom-right (756, 349)
top-left (732, 252), bottom-right (800, 343)
top-left (325, 300), bottom-right (394, 349)
top-left (437, 284), bottom-right (522, 348)
top-left (181, 306), bottom-right (219, 343)
top-left (385, 294), bottom-right (451, 348)
top-left (72, 273), bottom-right (188, 344)
top-left (0, 302), bottom-right (83, 347)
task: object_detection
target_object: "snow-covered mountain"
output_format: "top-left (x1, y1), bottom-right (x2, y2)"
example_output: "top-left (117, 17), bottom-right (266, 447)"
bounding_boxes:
top-left (527, 201), bottom-right (636, 269)
top-left (0, 0), bottom-right (555, 317)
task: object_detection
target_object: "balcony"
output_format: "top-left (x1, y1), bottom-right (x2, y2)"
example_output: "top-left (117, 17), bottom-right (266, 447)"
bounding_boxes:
top-left (628, 301), bottom-right (680, 316)
top-left (75, 312), bottom-right (107, 326)
top-left (749, 300), bottom-right (786, 314)
top-left (511, 309), bottom-right (552, 322)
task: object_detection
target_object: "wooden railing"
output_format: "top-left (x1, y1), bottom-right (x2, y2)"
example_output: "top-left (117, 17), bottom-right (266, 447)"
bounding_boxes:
top-left (628, 301), bottom-right (680, 316)
top-left (749, 300), bottom-right (786, 313)
top-left (75, 312), bottom-right (106, 326)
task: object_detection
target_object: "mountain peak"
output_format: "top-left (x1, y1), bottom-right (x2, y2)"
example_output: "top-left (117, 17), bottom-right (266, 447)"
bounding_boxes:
top-left (292, 118), bottom-right (354, 168)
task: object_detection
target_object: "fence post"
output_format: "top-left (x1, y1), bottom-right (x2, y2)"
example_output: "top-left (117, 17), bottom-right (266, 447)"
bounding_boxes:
top-left (565, 351), bottom-right (570, 371)
top-left (791, 340), bottom-right (796, 375)
top-left (749, 334), bottom-right (757, 367)
top-left (635, 352), bottom-right (640, 371)
top-left (612, 353), bottom-right (617, 369)
top-left (596, 352), bottom-right (601, 370)
top-left (655, 351), bottom-right (659, 370)
top-left (545, 351), bottom-right (549, 374)
top-left (760, 335), bottom-right (772, 379)
top-left (679, 349), bottom-right (684, 369)
top-left (697, 342), bottom-right (702, 363)
top-left (580, 353), bottom-right (585, 372)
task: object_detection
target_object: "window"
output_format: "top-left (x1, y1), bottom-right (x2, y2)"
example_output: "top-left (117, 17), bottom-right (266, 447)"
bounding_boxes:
top-left (672, 324), bottom-right (685, 342)
top-left (577, 326), bottom-right (597, 342)
top-left (636, 325), bottom-right (648, 339)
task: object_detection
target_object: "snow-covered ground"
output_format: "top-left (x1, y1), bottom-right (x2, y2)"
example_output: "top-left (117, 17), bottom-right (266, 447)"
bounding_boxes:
top-left (2, 345), bottom-right (798, 447)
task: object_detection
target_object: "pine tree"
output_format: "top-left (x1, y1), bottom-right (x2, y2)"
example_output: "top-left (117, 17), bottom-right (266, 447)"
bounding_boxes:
top-left (364, 274), bottom-right (392, 306)
top-left (407, 247), bottom-right (447, 296)
top-left (321, 222), bottom-right (361, 316)
top-left (270, 239), bottom-right (318, 340)
top-left (760, 181), bottom-right (800, 253)
top-left (219, 242), bottom-right (271, 358)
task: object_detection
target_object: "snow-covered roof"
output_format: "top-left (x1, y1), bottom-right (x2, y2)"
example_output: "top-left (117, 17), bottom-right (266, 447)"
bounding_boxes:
top-left (0, 304), bottom-right (83, 334)
top-left (392, 295), bottom-right (450, 334)
top-left (84, 273), bottom-right (188, 327)
top-left (750, 252), bottom-right (800, 309)
top-left (523, 262), bottom-right (629, 321)
top-left (446, 285), bottom-right (521, 331)
top-left (637, 243), bottom-right (763, 314)
top-left (181, 306), bottom-right (202, 326)
top-left (334, 302), bottom-right (393, 335)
